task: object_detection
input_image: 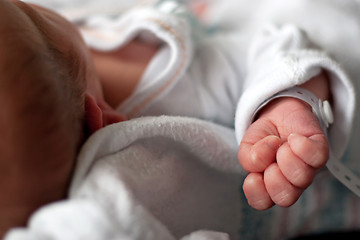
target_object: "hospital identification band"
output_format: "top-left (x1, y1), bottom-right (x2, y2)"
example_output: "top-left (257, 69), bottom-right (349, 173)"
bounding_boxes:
top-left (252, 87), bottom-right (360, 197)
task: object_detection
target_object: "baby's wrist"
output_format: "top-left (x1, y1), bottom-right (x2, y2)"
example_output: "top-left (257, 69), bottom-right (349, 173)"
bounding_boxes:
top-left (253, 86), bottom-right (334, 132)
top-left (300, 71), bottom-right (330, 101)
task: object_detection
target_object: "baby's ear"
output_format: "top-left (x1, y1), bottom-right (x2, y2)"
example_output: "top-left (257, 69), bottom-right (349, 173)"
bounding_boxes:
top-left (84, 94), bottom-right (126, 135)
top-left (84, 94), bottom-right (103, 134)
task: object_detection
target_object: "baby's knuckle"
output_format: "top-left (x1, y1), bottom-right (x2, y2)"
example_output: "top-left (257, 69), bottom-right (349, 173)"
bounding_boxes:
top-left (273, 193), bottom-right (296, 207)
top-left (271, 187), bottom-right (301, 207)
top-left (291, 168), bottom-right (314, 188)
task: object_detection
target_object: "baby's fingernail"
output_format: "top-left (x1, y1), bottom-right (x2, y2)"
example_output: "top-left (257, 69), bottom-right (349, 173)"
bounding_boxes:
top-left (266, 136), bottom-right (281, 151)
top-left (289, 133), bottom-right (303, 139)
top-left (288, 133), bottom-right (306, 144)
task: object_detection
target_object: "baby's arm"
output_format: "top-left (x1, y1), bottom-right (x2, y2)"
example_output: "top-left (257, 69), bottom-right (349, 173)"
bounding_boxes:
top-left (238, 72), bottom-right (330, 210)
top-left (90, 39), bottom-right (159, 109)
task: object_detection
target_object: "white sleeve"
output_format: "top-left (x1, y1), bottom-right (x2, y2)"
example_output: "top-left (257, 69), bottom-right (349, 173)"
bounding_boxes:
top-left (235, 24), bottom-right (356, 160)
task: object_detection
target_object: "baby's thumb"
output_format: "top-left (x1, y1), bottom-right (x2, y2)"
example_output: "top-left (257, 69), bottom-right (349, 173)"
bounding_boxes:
top-left (288, 133), bottom-right (329, 169)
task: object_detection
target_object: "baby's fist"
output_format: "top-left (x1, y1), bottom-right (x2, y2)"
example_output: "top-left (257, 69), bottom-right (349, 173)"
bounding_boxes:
top-left (238, 97), bottom-right (329, 210)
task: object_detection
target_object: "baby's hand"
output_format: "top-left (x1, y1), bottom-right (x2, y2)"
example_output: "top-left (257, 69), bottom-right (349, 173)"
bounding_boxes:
top-left (238, 96), bottom-right (329, 210)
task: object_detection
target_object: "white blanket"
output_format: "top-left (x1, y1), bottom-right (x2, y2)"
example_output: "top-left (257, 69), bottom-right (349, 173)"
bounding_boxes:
top-left (6, 116), bottom-right (244, 240)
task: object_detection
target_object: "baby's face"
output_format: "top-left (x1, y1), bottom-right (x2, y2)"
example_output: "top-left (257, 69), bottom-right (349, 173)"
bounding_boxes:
top-left (1, 0), bottom-right (102, 100)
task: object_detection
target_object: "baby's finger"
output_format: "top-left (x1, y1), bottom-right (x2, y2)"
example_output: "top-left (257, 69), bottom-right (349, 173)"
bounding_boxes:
top-left (277, 143), bottom-right (316, 188)
top-left (243, 173), bottom-right (274, 210)
top-left (239, 135), bottom-right (281, 172)
top-left (288, 133), bottom-right (329, 169)
top-left (264, 163), bottom-right (303, 207)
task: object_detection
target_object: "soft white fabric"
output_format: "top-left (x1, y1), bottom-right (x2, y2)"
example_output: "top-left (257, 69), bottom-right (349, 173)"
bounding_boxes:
top-left (5, 116), bottom-right (243, 240)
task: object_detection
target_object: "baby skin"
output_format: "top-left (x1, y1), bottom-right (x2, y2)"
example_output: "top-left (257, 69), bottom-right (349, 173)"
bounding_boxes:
top-left (239, 74), bottom-right (330, 210)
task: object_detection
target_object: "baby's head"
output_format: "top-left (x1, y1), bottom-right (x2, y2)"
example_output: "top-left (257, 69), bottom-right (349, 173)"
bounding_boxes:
top-left (0, 0), bottom-right (89, 166)
top-left (0, 1), bottom-right (123, 232)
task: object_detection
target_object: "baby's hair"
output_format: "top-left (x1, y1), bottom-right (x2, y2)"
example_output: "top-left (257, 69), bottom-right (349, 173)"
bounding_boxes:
top-left (0, 33), bottom-right (86, 165)
top-left (46, 43), bottom-right (87, 143)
